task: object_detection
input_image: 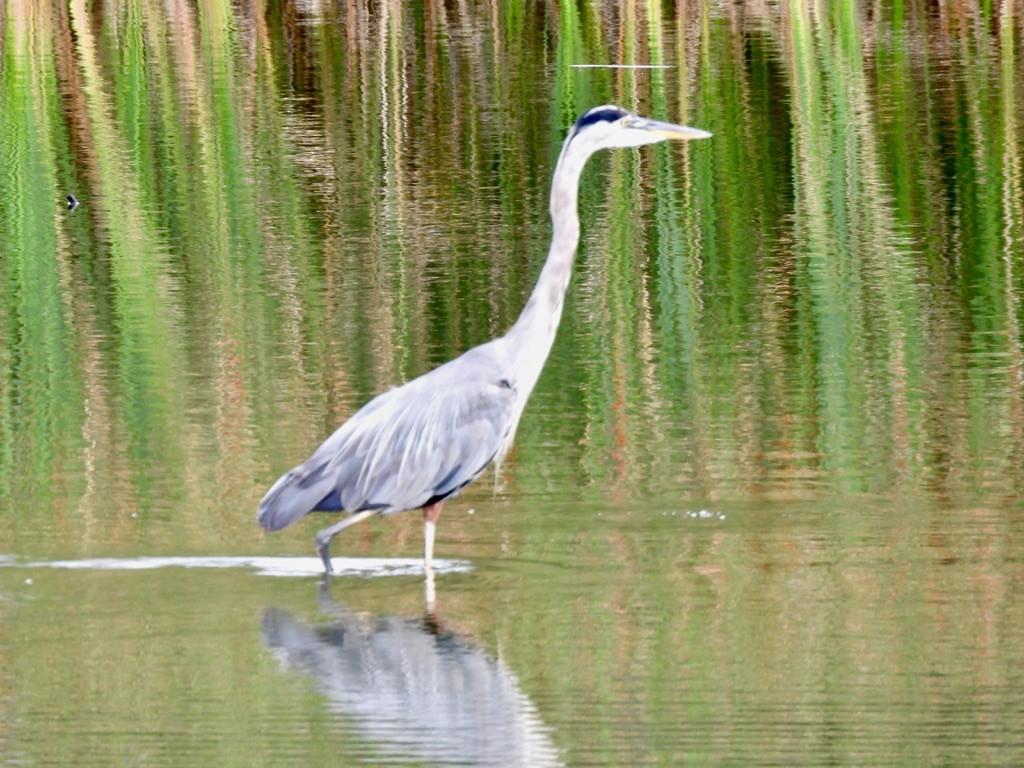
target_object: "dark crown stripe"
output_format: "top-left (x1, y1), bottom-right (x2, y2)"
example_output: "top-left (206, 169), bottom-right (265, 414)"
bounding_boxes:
top-left (572, 106), bottom-right (628, 134)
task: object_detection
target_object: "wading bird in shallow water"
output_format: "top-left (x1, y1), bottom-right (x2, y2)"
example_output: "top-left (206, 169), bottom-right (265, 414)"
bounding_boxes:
top-left (258, 106), bottom-right (711, 573)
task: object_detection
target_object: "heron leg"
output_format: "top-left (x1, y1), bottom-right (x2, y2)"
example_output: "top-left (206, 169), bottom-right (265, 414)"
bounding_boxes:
top-left (424, 565), bottom-right (436, 613)
top-left (315, 510), bottom-right (377, 574)
top-left (422, 502), bottom-right (443, 567)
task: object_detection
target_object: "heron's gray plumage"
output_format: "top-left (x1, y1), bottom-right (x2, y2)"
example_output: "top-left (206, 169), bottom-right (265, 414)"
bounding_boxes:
top-left (257, 105), bottom-right (711, 572)
top-left (259, 343), bottom-right (517, 532)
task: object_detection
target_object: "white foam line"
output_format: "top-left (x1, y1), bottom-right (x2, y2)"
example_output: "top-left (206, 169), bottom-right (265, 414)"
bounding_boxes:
top-left (6, 556), bottom-right (472, 578)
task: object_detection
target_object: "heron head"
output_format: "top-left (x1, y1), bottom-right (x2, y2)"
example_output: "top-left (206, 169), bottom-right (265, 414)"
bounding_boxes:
top-left (568, 105), bottom-right (712, 150)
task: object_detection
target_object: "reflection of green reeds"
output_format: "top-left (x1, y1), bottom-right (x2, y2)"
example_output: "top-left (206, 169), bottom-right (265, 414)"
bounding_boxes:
top-left (70, 0), bottom-right (190, 512)
top-left (1, 1), bottom-right (1024, 764)
top-left (787, 0), bottom-right (927, 493)
top-left (0, 3), bottom-right (82, 511)
top-left (2, 0), bottom-right (1023, 540)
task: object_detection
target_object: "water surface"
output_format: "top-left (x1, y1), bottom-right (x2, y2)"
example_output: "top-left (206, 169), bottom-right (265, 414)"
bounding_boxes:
top-left (1, 0), bottom-right (1023, 765)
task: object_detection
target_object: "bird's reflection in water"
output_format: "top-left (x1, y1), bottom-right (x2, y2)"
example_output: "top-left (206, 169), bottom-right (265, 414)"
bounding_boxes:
top-left (262, 575), bottom-right (563, 767)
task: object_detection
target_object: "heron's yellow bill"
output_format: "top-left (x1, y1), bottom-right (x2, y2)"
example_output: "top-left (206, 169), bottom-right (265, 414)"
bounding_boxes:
top-left (627, 116), bottom-right (712, 141)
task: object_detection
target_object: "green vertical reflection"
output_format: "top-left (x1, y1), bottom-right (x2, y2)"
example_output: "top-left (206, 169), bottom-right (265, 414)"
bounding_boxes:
top-left (0, 2), bottom-right (84, 513)
top-left (69, 0), bottom-right (188, 513)
top-left (786, 0), bottom-right (929, 493)
top-left (0, 0), bottom-right (1021, 553)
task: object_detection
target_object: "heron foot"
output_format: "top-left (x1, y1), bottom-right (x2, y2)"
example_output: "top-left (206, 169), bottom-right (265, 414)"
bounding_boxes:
top-left (316, 534), bottom-right (334, 574)
top-left (314, 510), bottom-right (378, 576)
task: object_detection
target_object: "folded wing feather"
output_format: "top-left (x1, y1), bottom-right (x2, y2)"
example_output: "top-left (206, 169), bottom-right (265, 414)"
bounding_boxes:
top-left (258, 353), bottom-right (516, 533)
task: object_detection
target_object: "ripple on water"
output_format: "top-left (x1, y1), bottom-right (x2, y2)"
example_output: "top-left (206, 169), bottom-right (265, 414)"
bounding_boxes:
top-left (2, 555), bottom-right (472, 578)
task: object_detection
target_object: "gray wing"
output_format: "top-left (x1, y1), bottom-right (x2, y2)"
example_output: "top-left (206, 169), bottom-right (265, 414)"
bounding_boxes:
top-left (258, 353), bottom-right (516, 532)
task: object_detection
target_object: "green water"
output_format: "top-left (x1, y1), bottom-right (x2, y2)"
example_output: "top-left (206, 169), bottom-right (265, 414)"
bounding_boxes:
top-left (1, 0), bottom-right (1023, 765)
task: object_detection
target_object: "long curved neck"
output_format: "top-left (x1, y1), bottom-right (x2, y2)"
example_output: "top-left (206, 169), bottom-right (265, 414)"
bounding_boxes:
top-left (504, 138), bottom-right (592, 391)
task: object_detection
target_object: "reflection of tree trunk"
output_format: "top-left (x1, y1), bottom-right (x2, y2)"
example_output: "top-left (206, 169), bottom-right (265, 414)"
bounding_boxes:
top-left (53, 0), bottom-right (97, 196)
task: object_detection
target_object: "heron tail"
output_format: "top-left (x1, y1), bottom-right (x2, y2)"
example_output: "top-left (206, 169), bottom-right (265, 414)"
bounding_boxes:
top-left (257, 461), bottom-right (337, 532)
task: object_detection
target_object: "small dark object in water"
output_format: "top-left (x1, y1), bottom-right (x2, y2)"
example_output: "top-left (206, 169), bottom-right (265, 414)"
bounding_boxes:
top-left (66, 194), bottom-right (79, 211)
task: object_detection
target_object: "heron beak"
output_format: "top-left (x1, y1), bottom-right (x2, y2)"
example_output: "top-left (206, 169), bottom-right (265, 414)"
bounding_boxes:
top-left (629, 117), bottom-right (712, 141)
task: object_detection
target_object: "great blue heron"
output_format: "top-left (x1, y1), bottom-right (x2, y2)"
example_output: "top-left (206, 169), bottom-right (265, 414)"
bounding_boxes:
top-left (258, 105), bottom-right (711, 573)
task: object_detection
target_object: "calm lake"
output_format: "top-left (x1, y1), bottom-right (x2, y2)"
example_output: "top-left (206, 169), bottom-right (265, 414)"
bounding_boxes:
top-left (2, 0), bottom-right (1023, 765)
